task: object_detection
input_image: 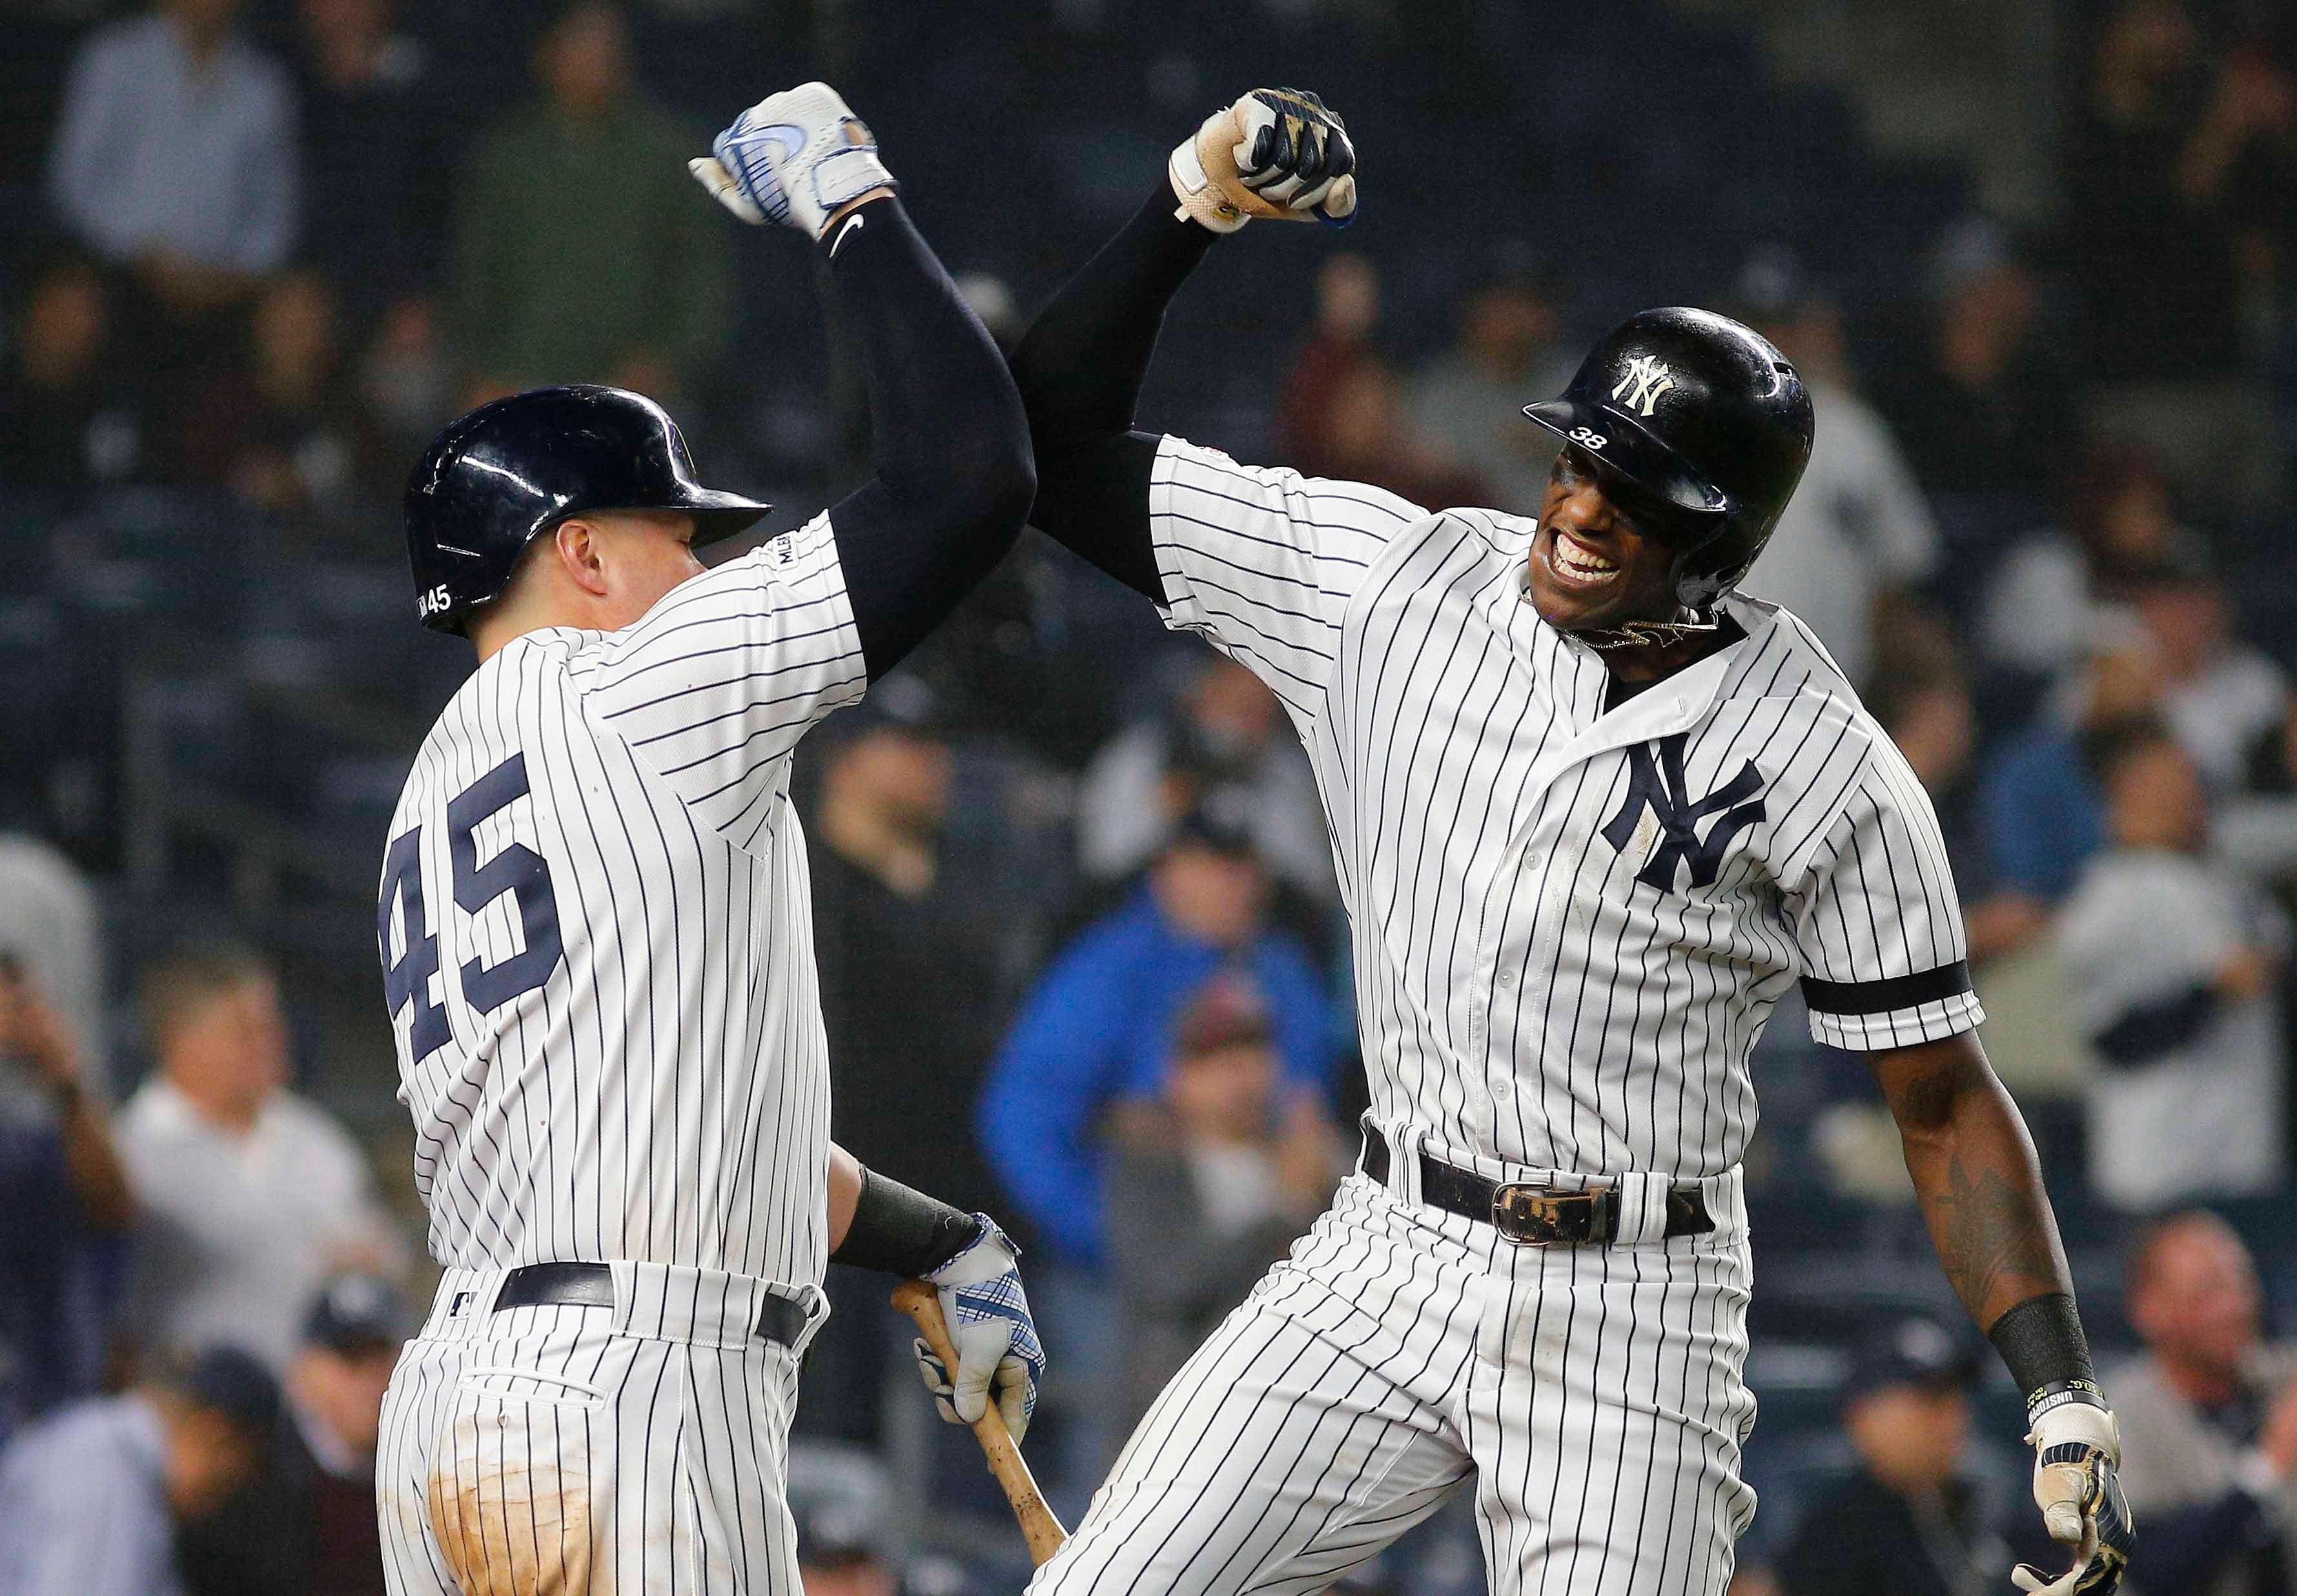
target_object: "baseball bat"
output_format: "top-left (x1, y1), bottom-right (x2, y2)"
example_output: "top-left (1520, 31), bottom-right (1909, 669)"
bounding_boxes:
top-left (891, 1279), bottom-right (1068, 1565)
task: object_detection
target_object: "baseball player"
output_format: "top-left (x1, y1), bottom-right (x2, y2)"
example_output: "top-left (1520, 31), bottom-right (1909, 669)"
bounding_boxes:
top-left (373, 83), bottom-right (1043, 1596)
top-left (1001, 88), bottom-right (2136, 1596)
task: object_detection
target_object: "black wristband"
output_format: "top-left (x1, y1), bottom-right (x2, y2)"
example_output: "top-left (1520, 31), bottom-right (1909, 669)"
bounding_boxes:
top-left (1989, 1292), bottom-right (2101, 1415)
top-left (833, 1167), bottom-right (983, 1278)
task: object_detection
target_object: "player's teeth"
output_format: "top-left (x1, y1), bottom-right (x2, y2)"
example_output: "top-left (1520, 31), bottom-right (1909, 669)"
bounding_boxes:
top-left (1555, 535), bottom-right (1617, 577)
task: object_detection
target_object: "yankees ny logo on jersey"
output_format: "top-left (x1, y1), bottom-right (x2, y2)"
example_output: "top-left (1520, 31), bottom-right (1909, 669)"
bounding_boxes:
top-left (1610, 354), bottom-right (1676, 416)
top-left (1600, 733), bottom-right (1768, 892)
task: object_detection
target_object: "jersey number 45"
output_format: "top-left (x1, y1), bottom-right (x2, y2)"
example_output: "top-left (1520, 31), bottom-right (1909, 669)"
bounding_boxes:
top-left (378, 753), bottom-right (565, 1059)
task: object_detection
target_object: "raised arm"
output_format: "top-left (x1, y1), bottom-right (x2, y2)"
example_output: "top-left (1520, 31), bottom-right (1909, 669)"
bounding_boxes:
top-left (1007, 187), bottom-right (1221, 598)
top-left (1012, 90), bottom-right (1427, 722)
top-left (1012, 88), bottom-right (1358, 598)
top-left (693, 82), bottom-right (1034, 677)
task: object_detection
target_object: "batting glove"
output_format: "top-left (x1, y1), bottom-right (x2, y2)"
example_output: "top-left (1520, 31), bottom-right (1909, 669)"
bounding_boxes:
top-left (1169, 87), bottom-right (1358, 234)
top-left (911, 1217), bottom-right (1044, 1442)
top-left (2013, 1398), bottom-right (2135, 1594)
top-left (689, 81), bottom-right (894, 241)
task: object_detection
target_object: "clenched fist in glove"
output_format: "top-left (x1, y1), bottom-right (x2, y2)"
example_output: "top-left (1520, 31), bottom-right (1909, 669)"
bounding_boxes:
top-left (2014, 1396), bottom-right (2135, 1594)
top-left (911, 1217), bottom-right (1045, 1442)
top-left (691, 81), bottom-right (894, 241)
top-left (1169, 87), bottom-right (1358, 233)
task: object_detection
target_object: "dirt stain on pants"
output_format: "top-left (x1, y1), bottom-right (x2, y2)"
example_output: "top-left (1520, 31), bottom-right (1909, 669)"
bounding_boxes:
top-left (426, 1413), bottom-right (600, 1596)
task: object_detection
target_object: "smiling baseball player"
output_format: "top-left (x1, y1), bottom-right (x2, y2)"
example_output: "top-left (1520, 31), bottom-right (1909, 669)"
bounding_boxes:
top-left (373, 83), bottom-right (1042, 1596)
top-left (1002, 87), bottom-right (2134, 1596)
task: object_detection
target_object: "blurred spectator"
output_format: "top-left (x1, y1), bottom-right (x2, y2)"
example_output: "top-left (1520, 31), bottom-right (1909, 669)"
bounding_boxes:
top-left (2058, 722), bottom-right (2288, 1211)
top-left (789, 1441), bottom-right (901, 1596)
top-left (46, 0), bottom-right (298, 325)
top-left (1774, 1316), bottom-right (2021, 1596)
top-left (449, 0), bottom-right (730, 401)
top-left (0, 1344), bottom-right (278, 1596)
top-left (977, 792), bottom-right (1339, 1271)
top-left (1732, 251), bottom-right (1947, 690)
top-left (977, 792), bottom-right (1336, 1500)
top-left (1105, 974), bottom-right (1342, 1435)
top-left (2221, 697), bottom-right (2297, 888)
top-left (1975, 622), bottom-right (2163, 952)
top-left (0, 832), bottom-right (106, 1057)
top-left (183, 271), bottom-right (388, 530)
top-left (1294, 358), bottom-right (1490, 511)
top-left (355, 294), bottom-right (452, 466)
top-left (1876, 216), bottom-right (2073, 511)
top-left (1268, 253), bottom-right (1487, 508)
top-left (1977, 442), bottom-right (2201, 684)
top-left (1866, 666), bottom-right (2037, 962)
top-left (0, 254), bottom-right (151, 489)
top-left (2127, 555), bottom-right (2291, 792)
top-left (2068, 1), bottom-right (2291, 515)
top-left (1402, 247), bottom-right (1573, 512)
top-left (2111, 1211), bottom-right (2297, 1594)
top-left (0, 956), bottom-right (132, 1444)
top-left (291, 0), bottom-right (447, 337)
top-left (116, 942), bottom-right (405, 1372)
top-left (1077, 653), bottom-right (1336, 908)
top-left (1274, 252), bottom-right (1380, 466)
top-left (813, 684), bottom-right (1008, 1218)
top-left (801, 686), bottom-right (1014, 1447)
top-left (178, 1272), bottom-right (408, 1596)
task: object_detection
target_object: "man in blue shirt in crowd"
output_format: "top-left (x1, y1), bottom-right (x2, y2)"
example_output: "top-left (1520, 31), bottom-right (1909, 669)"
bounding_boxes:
top-left (977, 789), bottom-right (1338, 1504)
top-left (979, 788), bottom-right (1338, 1270)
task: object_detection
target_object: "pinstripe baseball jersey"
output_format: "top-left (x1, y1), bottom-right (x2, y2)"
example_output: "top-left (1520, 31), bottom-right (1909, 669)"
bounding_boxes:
top-left (1147, 436), bottom-right (1981, 1179)
top-left (376, 513), bottom-right (866, 1284)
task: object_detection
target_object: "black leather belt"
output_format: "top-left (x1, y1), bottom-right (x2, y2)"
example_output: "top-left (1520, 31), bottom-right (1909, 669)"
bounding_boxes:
top-left (1362, 1129), bottom-right (1714, 1247)
top-left (495, 1262), bottom-right (808, 1347)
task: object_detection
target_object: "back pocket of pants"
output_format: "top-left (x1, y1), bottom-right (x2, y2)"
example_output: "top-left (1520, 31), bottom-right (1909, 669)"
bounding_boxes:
top-left (427, 1367), bottom-right (611, 1596)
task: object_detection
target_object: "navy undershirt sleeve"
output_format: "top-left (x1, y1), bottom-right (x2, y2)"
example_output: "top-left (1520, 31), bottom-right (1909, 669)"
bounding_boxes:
top-left (819, 198), bottom-right (1036, 679)
top-left (1008, 185), bottom-right (1221, 602)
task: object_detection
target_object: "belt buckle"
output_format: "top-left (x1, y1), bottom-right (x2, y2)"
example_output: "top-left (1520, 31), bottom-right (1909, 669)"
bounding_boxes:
top-left (1491, 1183), bottom-right (1586, 1247)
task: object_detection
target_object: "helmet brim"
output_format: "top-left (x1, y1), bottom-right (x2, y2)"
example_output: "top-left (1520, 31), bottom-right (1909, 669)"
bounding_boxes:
top-left (1520, 400), bottom-right (1733, 529)
top-left (677, 487), bottom-right (774, 547)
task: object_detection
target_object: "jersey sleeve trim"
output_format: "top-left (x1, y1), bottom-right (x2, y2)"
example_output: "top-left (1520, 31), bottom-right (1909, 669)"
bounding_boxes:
top-left (1801, 958), bottom-right (1974, 1016)
top-left (1803, 968), bottom-right (1985, 1051)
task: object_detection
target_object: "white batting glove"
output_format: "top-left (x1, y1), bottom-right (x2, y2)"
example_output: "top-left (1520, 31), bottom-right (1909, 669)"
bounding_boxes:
top-left (1169, 87), bottom-right (1358, 234)
top-left (910, 1217), bottom-right (1043, 1442)
top-left (689, 81), bottom-right (894, 241)
top-left (2012, 1399), bottom-right (2134, 1594)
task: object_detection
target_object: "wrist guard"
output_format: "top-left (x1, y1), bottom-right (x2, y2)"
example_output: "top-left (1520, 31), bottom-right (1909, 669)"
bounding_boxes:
top-left (833, 1167), bottom-right (981, 1277)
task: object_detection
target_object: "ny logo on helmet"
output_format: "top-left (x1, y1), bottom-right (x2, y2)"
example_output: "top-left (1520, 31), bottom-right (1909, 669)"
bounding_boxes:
top-left (1610, 355), bottom-right (1677, 418)
top-left (1600, 733), bottom-right (1766, 893)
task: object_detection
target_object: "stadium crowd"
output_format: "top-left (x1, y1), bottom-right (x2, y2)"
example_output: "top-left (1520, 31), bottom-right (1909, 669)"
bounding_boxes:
top-left (1, 1), bottom-right (2296, 1593)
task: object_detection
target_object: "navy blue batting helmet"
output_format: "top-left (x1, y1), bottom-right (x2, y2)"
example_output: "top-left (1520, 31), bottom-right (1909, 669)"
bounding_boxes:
top-left (405, 385), bottom-right (771, 634)
top-left (1520, 307), bottom-right (1813, 613)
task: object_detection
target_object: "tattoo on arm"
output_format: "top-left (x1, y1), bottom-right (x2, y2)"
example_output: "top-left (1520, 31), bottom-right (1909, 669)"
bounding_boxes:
top-left (1874, 1036), bottom-right (2072, 1329)
top-left (1926, 1152), bottom-right (2065, 1325)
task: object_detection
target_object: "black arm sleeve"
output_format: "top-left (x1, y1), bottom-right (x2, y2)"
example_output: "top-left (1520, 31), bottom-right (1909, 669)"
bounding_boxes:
top-left (1007, 184), bottom-right (1221, 602)
top-left (821, 198), bottom-right (1036, 679)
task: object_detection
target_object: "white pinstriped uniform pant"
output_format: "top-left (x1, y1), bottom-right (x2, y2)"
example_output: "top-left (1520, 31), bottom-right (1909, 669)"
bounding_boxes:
top-left (1034, 1147), bottom-right (1755, 1596)
top-left (376, 1263), bottom-right (828, 1596)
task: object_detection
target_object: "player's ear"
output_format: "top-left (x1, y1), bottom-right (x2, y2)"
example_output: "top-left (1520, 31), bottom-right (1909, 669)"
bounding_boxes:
top-left (553, 518), bottom-right (613, 599)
